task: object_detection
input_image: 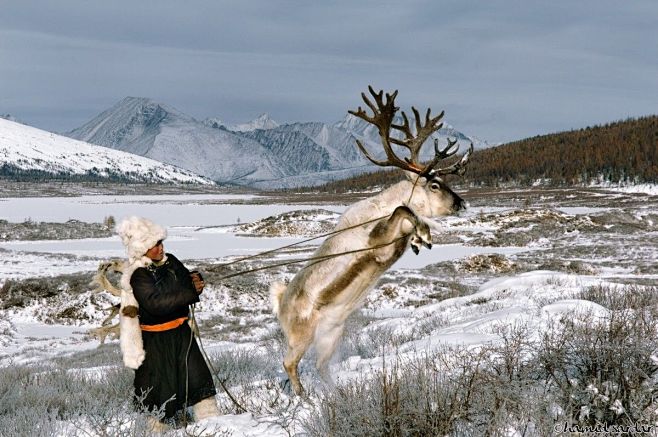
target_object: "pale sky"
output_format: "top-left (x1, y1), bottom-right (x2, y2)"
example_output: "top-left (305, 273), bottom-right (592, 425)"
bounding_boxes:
top-left (1, 0), bottom-right (656, 143)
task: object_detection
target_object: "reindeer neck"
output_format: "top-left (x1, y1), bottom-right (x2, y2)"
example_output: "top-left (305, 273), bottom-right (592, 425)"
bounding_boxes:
top-left (375, 180), bottom-right (429, 216)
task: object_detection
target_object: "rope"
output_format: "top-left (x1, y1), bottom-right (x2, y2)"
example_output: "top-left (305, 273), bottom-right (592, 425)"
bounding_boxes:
top-left (190, 304), bottom-right (249, 413)
top-left (216, 234), bottom-right (409, 281)
top-left (212, 178), bottom-right (423, 275)
top-left (213, 213), bottom-right (392, 269)
top-left (183, 316), bottom-right (194, 427)
top-left (408, 173), bottom-right (422, 205)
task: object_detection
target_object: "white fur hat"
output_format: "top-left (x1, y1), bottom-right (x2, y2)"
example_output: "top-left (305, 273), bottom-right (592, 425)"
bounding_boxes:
top-left (116, 216), bottom-right (167, 261)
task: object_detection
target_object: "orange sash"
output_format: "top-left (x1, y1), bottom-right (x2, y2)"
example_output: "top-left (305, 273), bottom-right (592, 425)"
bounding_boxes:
top-left (140, 317), bottom-right (188, 332)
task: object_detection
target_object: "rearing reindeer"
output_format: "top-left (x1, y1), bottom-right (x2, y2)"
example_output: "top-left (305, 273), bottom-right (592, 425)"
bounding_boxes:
top-left (270, 86), bottom-right (472, 395)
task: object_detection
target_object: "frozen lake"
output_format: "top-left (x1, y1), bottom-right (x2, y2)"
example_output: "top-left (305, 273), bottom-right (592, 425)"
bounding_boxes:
top-left (0, 194), bottom-right (342, 226)
top-left (0, 194), bottom-right (529, 281)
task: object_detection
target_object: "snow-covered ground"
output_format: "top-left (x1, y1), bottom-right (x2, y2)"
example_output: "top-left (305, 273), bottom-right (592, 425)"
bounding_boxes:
top-left (592, 182), bottom-right (658, 195)
top-left (0, 187), bottom-right (656, 435)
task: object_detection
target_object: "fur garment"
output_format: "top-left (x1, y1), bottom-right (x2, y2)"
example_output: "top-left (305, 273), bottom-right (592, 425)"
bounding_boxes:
top-left (116, 216), bottom-right (167, 263)
top-left (115, 217), bottom-right (168, 369)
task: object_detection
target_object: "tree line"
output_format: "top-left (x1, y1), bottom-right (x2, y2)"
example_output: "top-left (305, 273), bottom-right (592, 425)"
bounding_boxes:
top-left (0, 165), bottom-right (139, 183)
top-left (306, 115), bottom-right (658, 193)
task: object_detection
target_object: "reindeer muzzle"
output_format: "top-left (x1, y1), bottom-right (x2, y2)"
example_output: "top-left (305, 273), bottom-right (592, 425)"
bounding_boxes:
top-left (453, 195), bottom-right (467, 212)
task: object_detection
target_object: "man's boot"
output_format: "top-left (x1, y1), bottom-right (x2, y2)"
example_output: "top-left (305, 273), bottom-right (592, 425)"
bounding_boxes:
top-left (193, 397), bottom-right (220, 421)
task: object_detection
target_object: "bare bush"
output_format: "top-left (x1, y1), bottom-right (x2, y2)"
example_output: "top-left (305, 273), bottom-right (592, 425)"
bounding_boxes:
top-left (205, 345), bottom-right (309, 436)
top-left (103, 215), bottom-right (116, 230)
top-left (0, 362), bottom-right (163, 436)
top-left (537, 289), bottom-right (658, 427)
top-left (305, 329), bottom-right (555, 437)
top-left (338, 312), bottom-right (415, 360)
top-left (578, 283), bottom-right (658, 313)
top-left (52, 343), bottom-right (122, 369)
top-left (0, 219), bottom-right (113, 241)
top-left (0, 407), bottom-right (64, 437)
top-left (459, 254), bottom-right (517, 274)
top-left (305, 303), bottom-right (658, 437)
top-left (207, 347), bottom-right (293, 415)
top-left (1, 272), bottom-right (95, 309)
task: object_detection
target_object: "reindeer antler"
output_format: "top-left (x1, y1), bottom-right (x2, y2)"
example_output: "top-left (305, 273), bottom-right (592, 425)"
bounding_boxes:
top-left (349, 86), bottom-right (473, 178)
top-left (348, 86), bottom-right (411, 169)
top-left (434, 140), bottom-right (473, 177)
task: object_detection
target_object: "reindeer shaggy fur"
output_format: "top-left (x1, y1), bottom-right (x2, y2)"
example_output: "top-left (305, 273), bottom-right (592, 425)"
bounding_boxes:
top-left (271, 173), bottom-right (465, 395)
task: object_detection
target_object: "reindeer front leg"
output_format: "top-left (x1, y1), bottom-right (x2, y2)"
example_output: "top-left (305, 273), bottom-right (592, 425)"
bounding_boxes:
top-left (369, 206), bottom-right (432, 262)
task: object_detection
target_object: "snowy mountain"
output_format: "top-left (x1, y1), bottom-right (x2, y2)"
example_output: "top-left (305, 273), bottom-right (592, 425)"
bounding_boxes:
top-left (0, 117), bottom-right (212, 184)
top-left (334, 113), bottom-right (489, 155)
top-left (204, 113), bottom-right (279, 132)
top-left (66, 97), bottom-right (487, 188)
top-left (66, 98), bottom-right (287, 185)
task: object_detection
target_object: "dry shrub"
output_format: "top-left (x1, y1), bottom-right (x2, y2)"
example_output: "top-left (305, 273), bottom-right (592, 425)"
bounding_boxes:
top-left (538, 284), bottom-right (658, 427)
top-left (305, 324), bottom-right (553, 436)
top-left (0, 361), bottom-right (164, 436)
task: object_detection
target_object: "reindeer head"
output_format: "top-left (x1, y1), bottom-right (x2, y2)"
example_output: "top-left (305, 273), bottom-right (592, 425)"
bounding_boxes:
top-left (349, 86), bottom-right (472, 217)
top-left (401, 169), bottom-right (467, 217)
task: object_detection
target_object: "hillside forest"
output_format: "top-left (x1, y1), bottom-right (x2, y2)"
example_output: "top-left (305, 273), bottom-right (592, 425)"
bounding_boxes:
top-left (312, 116), bottom-right (658, 192)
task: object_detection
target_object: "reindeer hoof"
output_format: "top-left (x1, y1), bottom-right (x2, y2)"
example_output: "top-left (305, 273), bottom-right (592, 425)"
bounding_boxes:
top-left (281, 378), bottom-right (291, 392)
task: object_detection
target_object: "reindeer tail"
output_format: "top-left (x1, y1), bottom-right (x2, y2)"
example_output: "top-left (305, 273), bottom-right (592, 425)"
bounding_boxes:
top-left (270, 281), bottom-right (287, 316)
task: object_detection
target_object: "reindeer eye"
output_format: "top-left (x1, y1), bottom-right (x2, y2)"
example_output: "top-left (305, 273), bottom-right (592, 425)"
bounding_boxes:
top-left (430, 182), bottom-right (441, 191)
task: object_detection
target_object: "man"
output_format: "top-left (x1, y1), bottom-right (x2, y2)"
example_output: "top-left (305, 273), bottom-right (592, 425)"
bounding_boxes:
top-left (116, 216), bottom-right (218, 431)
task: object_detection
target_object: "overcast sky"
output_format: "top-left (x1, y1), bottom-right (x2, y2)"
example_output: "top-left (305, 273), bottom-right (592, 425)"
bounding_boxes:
top-left (1, 0), bottom-right (656, 143)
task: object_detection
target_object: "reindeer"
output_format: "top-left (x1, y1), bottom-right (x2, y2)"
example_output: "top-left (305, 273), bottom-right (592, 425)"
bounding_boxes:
top-left (270, 86), bottom-right (473, 395)
top-left (88, 260), bottom-right (124, 343)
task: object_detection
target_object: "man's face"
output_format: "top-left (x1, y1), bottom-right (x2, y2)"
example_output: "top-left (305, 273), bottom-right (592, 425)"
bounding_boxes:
top-left (145, 240), bottom-right (164, 261)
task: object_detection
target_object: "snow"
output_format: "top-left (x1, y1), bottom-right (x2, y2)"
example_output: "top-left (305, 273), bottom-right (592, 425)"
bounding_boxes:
top-left (231, 113), bottom-right (280, 132)
top-left (540, 299), bottom-right (610, 322)
top-left (0, 196), bottom-right (538, 281)
top-left (0, 250), bottom-right (100, 280)
top-left (391, 243), bottom-right (526, 269)
top-left (204, 113), bottom-right (280, 133)
top-left (194, 413), bottom-right (288, 436)
top-left (0, 198), bottom-right (542, 289)
top-left (602, 183), bottom-right (658, 195)
top-left (0, 194), bottom-right (265, 225)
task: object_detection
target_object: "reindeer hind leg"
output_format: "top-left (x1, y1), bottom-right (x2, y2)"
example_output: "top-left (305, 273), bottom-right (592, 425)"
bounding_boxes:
top-left (281, 315), bottom-right (316, 396)
top-left (314, 321), bottom-right (345, 387)
top-left (283, 339), bottom-right (312, 396)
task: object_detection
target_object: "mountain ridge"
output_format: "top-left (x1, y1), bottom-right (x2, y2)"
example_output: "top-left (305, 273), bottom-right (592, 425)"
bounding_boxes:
top-left (65, 97), bottom-right (486, 188)
top-left (67, 98), bottom-right (289, 185)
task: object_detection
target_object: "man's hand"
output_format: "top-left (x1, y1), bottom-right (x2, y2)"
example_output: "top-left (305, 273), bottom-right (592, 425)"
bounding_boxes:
top-left (190, 271), bottom-right (205, 294)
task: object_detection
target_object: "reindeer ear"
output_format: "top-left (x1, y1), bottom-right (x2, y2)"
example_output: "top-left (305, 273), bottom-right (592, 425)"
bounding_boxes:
top-left (403, 171), bottom-right (429, 186)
